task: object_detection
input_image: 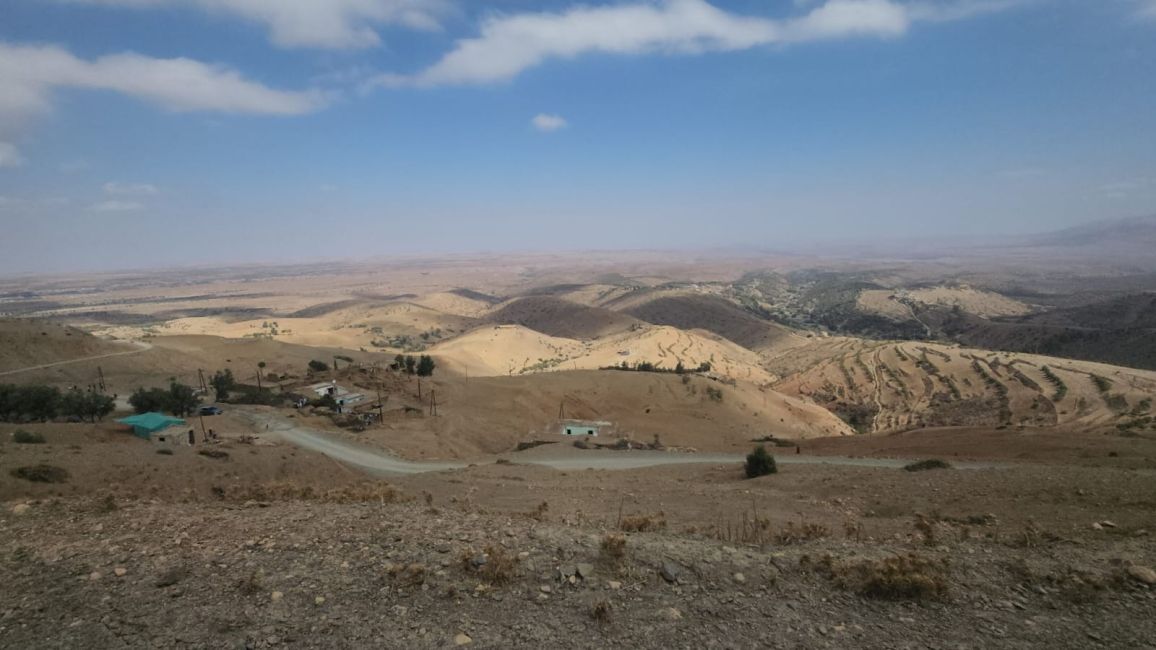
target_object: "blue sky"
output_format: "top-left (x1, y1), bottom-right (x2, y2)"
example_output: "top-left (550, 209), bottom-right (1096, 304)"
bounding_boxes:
top-left (1, 0), bottom-right (1154, 273)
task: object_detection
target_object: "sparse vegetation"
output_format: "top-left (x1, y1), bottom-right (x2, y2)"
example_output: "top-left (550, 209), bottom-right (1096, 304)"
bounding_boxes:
top-left (904, 459), bottom-right (952, 472)
top-left (619, 512), bottom-right (667, 533)
top-left (12, 430), bottom-right (45, 444)
top-left (11, 464), bottom-right (69, 483)
top-left (744, 445), bottom-right (777, 478)
top-left (844, 554), bottom-right (950, 600)
top-left (1040, 365), bottom-right (1067, 401)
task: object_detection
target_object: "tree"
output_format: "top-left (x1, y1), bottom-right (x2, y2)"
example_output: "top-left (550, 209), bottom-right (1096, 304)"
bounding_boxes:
top-left (210, 369), bottom-right (236, 401)
top-left (256, 361), bottom-right (266, 390)
top-left (745, 445), bottom-right (777, 478)
top-left (308, 360), bottom-right (329, 373)
top-left (393, 354), bottom-right (405, 371)
top-left (129, 387), bottom-right (170, 414)
top-left (167, 381), bottom-right (200, 417)
top-left (404, 355), bottom-right (417, 375)
top-left (0, 384), bottom-right (61, 422)
top-left (62, 388), bottom-right (114, 423)
top-left (416, 354), bottom-right (436, 377)
top-left (674, 361), bottom-right (686, 374)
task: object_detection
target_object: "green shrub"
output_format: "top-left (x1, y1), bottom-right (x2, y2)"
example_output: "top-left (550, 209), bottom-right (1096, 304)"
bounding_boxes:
top-left (11, 464), bottom-right (69, 483)
top-left (745, 445), bottom-right (777, 478)
top-left (904, 459), bottom-right (952, 472)
top-left (12, 430), bottom-right (46, 444)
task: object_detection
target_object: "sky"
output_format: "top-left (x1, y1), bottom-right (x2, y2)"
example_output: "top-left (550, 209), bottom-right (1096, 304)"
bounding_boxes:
top-left (1, 0), bottom-right (1155, 274)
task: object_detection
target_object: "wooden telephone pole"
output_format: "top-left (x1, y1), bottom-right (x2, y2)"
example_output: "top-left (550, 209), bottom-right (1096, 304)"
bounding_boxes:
top-left (429, 390), bottom-right (438, 417)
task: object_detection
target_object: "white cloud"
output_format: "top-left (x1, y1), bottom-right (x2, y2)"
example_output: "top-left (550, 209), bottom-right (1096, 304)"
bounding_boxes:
top-left (531, 113), bottom-right (568, 132)
top-left (0, 142), bottom-right (24, 168)
top-left (375, 0), bottom-right (1015, 88)
top-left (60, 0), bottom-right (453, 49)
top-left (90, 199), bottom-right (144, 212)
top-left (0, 42), bottom-right (326, 149)
top-left (1137, 0), bottom-right (1156, 19)
top-left (104, 181), bottom-right (159, 196)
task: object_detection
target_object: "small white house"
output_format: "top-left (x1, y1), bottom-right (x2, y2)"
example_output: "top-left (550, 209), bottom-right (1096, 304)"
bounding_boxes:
top-left (559, 419), bottom-right (612, 437)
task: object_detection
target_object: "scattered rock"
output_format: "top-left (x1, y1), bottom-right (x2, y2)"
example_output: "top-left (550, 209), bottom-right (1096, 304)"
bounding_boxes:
top-left (733, 572), bottom-right (746, 584)
top-left (539, 585), bottom-right (552, 594)
top-left (659, 607), bottom-right (683, 621)
top-left (607, 581), bottom-right (622, 590)
top-left (114, 567), bottom-right (127, 577)
top-left (271, 591), bottom-right (284, 602)
top-left (454, 633), bottom-right (473, 646)
top-left (576, 563), bottom-right (595, 579)
top-left (154, 566), bottom-right (187, 588)
top-left (11, 503), bottom-right (30, 516)
top-left (1127, 565), bottom-right (1156, 585)
top-left (660, 562), bottom-right (680, 584)
top-left (89, 572), bottom-right (101, 581)
top-left (314, 596), bottom-right (326, 605)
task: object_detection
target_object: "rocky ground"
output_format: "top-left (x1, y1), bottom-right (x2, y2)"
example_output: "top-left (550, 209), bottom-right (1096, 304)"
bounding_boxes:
top-left (2, 486), bottom-right (1155, 649)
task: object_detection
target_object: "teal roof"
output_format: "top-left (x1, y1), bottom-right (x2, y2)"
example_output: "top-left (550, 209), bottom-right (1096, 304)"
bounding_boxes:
top-left (117, 412), bottom-right (186, 438)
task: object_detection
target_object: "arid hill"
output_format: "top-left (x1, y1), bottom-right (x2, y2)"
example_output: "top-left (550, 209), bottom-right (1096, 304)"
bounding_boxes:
top-left (485, 296), bottom-right (643, 340)
top-left (622, 294), bottom-right (798, 352)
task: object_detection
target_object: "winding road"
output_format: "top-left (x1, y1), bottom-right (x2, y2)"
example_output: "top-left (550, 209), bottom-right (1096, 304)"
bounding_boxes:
top-left (239, 408), bottom-right (1004, 477)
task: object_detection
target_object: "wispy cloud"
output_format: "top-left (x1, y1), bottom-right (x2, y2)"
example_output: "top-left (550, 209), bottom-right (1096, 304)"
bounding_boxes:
top-left (57, 0), bottom-right (454, 49)
top-left (1137, 0), bottom-right (1156, 19)
top-left (104, 181), bottom-right (159, 196)
top-left (0, 42), bottom-right (326, 134)
top-left (89, 199), bottom-right (144, 212)
top-left (531, 113), bottom-right (568, 132)
top-left (373, 0), bottom-right (1020, 88)
top-left (0, 141), bottom-right (24, 168)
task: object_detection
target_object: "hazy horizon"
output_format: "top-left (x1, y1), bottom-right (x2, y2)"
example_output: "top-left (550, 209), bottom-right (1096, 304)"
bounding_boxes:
top-left (2, 0), bottom-right (1155, 274)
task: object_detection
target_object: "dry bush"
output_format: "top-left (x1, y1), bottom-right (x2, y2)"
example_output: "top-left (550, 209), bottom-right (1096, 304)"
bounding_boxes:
top-left (774, 520), bottom-right (830, 545)
top-left (590, 600), bottom-right (612, 623)
top-left (10, 464), bottom-right (69, 483)
top-left (914, 514), bottom-right (937, 546)
top-left (156, 448), bottom-right (174, 455)
top-left (715, 512), bottom-right (773, 545)
top-left (842, 554), bottom-right (950, 600)
top-left (619, 512), bottom-right (667, 533)
top-left (387, 562), bottom-right (427, 587)
top-left (197, 449), bottom-right (229, 460)
top-left (600, 533), bottom-right (626, 562)
top-left (461, 545), bottom-right (518, 586)
top-left (236, 569), bottom-right (264, 595)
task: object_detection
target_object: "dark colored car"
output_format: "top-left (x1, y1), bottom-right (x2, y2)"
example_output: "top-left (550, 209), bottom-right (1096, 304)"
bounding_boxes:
top-left (199, 406), bottom-right (223, 416)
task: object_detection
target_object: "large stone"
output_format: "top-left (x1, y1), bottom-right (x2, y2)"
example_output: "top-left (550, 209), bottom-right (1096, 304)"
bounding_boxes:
top-left (660, 562), bottom-right (680, 584)
top-left (11, 503), bottom-right (30, 516)
top-left (1128, 565), bottom-right (1156, 585)
top-left (454, 633), bottom-right (473, 646)
top-left (576, 563), bottom-right (595, 579)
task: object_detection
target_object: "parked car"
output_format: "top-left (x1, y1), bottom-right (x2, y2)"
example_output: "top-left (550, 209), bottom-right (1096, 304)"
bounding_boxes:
top-left (199, 406), bottom-right (223, 416)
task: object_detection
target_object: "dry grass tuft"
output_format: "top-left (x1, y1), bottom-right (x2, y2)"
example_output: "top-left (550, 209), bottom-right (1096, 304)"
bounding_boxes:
top-left (842, 554), bottom-right (950, 600)
top-left (387, 562), bottom-right (427, 587)
top-left (590, 599), bottom-right (612, 623)
top-left (774, 520), bottom-right (830, 545)
top-left (236, 569), bottom-right (264, 595)
top-left (619, 512), bottom-right (667, 533)
top-left (461, 545), bottom-right (518, 586)
top-left (600, 533), bottom-right (627, 562)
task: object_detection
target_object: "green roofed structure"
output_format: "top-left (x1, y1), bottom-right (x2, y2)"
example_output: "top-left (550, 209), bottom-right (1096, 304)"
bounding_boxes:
top-left (117, 412), bottom-right (186, 439)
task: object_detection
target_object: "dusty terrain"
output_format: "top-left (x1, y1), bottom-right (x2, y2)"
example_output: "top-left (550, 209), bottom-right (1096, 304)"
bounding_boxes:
top-left (2, 246), bottom-right (1156, 647)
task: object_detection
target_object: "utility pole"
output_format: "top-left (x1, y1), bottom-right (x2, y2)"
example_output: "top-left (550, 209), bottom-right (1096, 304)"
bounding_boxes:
top-left (97, 366), bottom-right (106, 393)
top-left (429, 390), bottom-right (437, 417)
top-left (197, 369), bottom-right (208, 393)
top-left (417, 377), bottom-right (422, 400)
top-left (376, 383), bottom-right (386, 422)
top-left (558, 398), bottom-right (565, 420)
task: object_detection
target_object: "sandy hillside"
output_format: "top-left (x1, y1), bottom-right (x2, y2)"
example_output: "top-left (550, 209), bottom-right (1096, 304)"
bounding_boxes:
top-left (0, 320), bottom-right (134, 373)
top-left (428, 324), bottom-right (776, 384)
top-left (335, 369), bottom-right (852, 458)
top-left (858, 286), bottom-right (1033, 320)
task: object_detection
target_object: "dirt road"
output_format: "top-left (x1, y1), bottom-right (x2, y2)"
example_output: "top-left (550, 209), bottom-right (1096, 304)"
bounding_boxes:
top-left (241, 408), bottom-right (1004, 476)
top-left (0, 340), bottom-right (152, 377)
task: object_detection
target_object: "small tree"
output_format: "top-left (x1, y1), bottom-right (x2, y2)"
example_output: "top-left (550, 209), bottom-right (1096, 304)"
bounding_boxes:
top-left (308, 360), bottom-right (329, 373)
top-left (404, 355), bottom-right (417, 375)
top-left (129, 387), bottom-right (170, 414)
top-left (392, 354), bottom-right (405, 371)
top-left (674, 361), bottom-right (686, 374)
top-left (745, 445), bottom-right (777, 478)
top-left (416, 354), bottom-right (436, 377)
top-left (61, 387), bottom-right (115, 423)
top-left (167, 381), bottom-right (200, 417)
top-left (256, 361), bottom-right (266, 390)
top-left (210, 369), bottom-right (236, 401)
